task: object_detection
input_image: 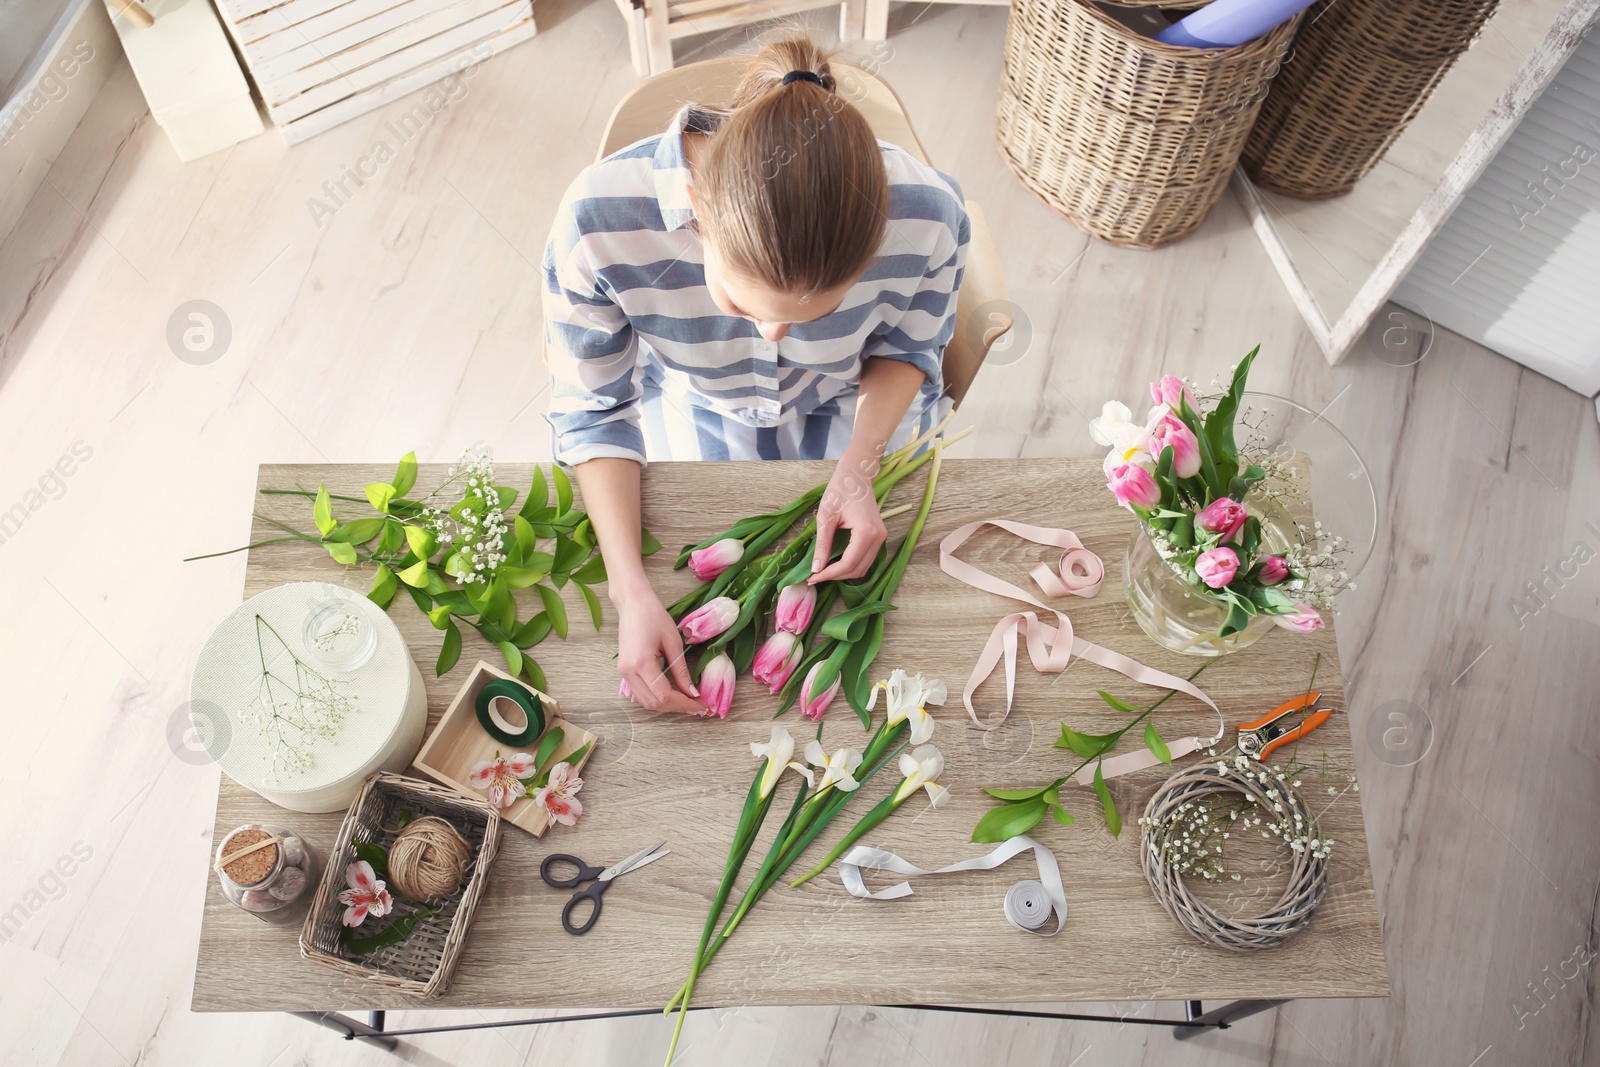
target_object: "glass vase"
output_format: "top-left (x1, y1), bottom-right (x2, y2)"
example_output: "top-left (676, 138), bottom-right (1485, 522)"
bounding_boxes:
top-left (1123, 524), bottom-right (1276, 657)
top-left (1120, 390), bottom-right (1378, 657)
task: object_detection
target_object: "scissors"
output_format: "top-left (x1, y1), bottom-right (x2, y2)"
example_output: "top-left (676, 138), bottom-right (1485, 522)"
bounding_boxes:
top-left (1236, 691), bottom-right (1336, 762)
top-left (540, 840), bottom-right (669, 935)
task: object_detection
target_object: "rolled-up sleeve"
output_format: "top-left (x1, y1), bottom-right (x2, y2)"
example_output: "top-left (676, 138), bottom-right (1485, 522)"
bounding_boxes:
top-left (861, 183), bottom-right (970, 383)
top-left (542, 204), bottom-right (646, 466)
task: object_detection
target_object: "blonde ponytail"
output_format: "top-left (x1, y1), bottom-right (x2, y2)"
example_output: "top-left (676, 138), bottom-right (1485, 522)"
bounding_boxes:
top-left (696, 34), bottom-right (889, 297)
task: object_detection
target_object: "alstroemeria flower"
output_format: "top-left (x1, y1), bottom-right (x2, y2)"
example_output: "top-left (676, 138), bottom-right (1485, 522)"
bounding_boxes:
top-left (892, 744), bottom-right (950, 808)
top-left (1274, 603), bottom-right (1325, 633)
top-left (868, 668), bottom-right (945, 745)
top-left (773, 583), bottom-right (817, 634)
top-left (751, 631), bottom-right (803, 693)
top-left (534, 762), bottom-right (584, 826)
top-left (337, 860), bottom-right (394, 927)
top-left (803, 738), bottom-right (863, 794)
top-left (750, 725), bottom-right (807, 799)
top-left (468, 751), bottom-right (536, 808)
top-left (679, 597), bottom-right (740, 644)
top-left (688, 538), bottom-right (744, 581)
top-left (798, 662), bottom-right (841, 722)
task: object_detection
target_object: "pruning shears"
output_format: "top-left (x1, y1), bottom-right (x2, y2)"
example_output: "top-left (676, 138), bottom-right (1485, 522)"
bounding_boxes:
top-left (1236, 692), bottom-right (1335, 762)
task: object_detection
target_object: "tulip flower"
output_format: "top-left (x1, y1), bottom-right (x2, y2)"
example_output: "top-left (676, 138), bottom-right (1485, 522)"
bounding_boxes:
top-left (1107, 463), bottom-right (1160, 511)
top-left (1150, 374), bottom-right (1196, 411)
top-left (1255, 556), bottom-right (1289, 585)
top-left (1274, 603), bottom-right (1325, 633)
top-left (699, 652), bottom-right (737, 718)
top-left (678, 596), bottom-right (740, 644)
top-left (688, 537), bottom-right (744, 581)
top-left (773, 583), bottom-right (817, 634)
top-left (892, 744), bottom-right (951, 808)
top-left (1195, 547), bottom-right (1240, 589)
top-left (798, 662), bottom-right (841, 722)
top-left (1197, 497), bottom-right (1248, 541)
top-left (1147, 412), bottom-right (1201, 479)
top-left (803, 739), bottom-right (863, 794)
top-left (751, 631), bottom-right (803, 693)
top-left (868, 667), bottom-right (944, 745)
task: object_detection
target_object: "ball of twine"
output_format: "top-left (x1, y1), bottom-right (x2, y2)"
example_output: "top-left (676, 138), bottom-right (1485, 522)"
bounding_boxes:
top-left (1139, 763), bottom-right (1328, 951)
top-left (387, 817), bottom-right (471, 902)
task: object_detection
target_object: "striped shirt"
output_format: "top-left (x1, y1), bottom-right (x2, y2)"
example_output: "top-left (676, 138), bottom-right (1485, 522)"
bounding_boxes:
top-left (542, 106), bottom-right (970, 465)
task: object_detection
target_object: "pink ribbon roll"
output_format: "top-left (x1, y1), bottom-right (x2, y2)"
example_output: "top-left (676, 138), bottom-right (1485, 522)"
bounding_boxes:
top-left (938, 519), bottom-right (1223, 782)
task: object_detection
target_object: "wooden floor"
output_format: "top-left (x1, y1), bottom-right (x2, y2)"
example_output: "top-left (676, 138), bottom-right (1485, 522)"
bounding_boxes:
top-left (1, 2), bottom-right (1596, 1065)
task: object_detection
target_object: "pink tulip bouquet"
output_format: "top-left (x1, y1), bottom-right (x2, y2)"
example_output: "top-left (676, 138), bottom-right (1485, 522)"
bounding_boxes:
top-left (660, 422), bottom-right (954, 722)
top-left (1091, 347), bottom-right (1330, 637)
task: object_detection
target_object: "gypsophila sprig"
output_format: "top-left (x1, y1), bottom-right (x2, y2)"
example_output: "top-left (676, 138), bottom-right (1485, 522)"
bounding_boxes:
top-left (189, 447), bottom-right (663, 690)
top-left (1138, 755), bottom-right (1333, 884)
top-left (241, 615), bottom-right (356, 779)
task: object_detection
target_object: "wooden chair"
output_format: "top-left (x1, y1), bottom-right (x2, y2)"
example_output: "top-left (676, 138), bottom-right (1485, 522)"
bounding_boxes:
top-left (596, 56), bottom-right (1011, 410)
top-left (615, 0), bottom-right (875, 77)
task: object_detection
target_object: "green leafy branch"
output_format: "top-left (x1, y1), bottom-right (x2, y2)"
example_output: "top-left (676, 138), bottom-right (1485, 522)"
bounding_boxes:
top-left (187, 450), bottom-right (660, 690)
top-left (971, 661), bottom-right (1213, 843)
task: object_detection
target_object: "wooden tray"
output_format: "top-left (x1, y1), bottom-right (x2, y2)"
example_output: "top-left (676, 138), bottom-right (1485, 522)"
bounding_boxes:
top-left (411, 661), bottom-right (595, 838)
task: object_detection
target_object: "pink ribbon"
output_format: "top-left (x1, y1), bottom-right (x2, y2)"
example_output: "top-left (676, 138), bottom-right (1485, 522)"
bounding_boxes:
top-left (938, 519), bottom-right (1223, 783)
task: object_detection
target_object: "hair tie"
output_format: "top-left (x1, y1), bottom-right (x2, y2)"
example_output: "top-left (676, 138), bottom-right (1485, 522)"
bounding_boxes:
top-left (781, 70), bottom-right (825, 88)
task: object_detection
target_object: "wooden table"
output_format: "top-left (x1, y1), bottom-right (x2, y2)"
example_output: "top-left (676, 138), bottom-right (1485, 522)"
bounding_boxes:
top-left (193, 460), bottom-right (1388, 1040)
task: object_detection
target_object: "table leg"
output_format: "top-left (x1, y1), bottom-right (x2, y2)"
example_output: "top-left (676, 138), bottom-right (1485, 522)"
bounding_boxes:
top-left (1172, 999), bottom-right (1286, 1039)
top-left (289, 1011), bottom-right (400, 1050)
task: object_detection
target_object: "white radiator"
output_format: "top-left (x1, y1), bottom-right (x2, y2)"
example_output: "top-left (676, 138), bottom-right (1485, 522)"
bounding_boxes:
top-left (1394, 30), bottom-right (1600, 399)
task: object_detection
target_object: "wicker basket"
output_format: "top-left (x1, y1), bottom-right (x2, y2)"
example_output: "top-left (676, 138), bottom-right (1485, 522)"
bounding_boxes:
top-left (998, 0), bottom-right (1301, 248)
top-left (300, 772), bottom-right (501, 998)
top-left (1241, 0), bottom-right (1502, 198)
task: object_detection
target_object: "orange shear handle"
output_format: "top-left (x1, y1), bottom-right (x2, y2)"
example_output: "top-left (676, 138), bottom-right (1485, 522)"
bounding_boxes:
top-left (1258, 708), bottom-right (1332, 761)
top-left (1238, 692), bottom-right (1320, 732)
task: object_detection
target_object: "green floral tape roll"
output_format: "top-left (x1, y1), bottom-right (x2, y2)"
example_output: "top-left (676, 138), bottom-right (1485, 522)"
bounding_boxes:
top-left (475, 678), bottom-right (546, 747)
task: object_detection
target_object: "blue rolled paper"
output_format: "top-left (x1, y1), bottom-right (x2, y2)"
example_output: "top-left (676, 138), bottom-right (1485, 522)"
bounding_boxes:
top-left (1155, 0), bottom-right (1319, 48)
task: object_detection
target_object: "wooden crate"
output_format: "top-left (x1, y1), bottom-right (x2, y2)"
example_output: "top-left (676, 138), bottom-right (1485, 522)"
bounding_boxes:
top-left (212, 0), bottom-right (536, 142)
top-left (412, 661), bottom-right (597, 838)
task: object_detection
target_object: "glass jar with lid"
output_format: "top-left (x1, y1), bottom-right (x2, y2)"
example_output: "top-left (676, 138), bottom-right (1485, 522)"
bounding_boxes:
top-left (215, 823), bottom-right (320, 923)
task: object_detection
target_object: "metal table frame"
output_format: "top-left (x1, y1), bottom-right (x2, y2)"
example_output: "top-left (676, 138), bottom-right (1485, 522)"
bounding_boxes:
top-left (291, 998), bottom-right (1285, 1050)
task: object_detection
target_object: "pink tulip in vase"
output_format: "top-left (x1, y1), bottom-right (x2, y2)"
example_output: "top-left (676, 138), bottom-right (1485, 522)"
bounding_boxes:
top-left (1090, 349), bottom-right (1373, 656)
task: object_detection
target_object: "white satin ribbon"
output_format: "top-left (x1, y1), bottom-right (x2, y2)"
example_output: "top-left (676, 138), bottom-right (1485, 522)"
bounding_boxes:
top-left (938, 518), bottom-right (1224, 781)
top-left (837, 836), bottom-right (1068, 935)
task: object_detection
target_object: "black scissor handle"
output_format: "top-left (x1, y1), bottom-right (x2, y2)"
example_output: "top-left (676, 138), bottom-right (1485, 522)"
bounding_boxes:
top-left (561, 881), bottom-right (608, 935)
top-left (541, 853), bottom-right (604, 888)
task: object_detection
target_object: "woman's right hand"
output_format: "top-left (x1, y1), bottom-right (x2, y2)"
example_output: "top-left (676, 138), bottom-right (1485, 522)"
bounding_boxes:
top-left (615, 584), bottom-right (708, 714)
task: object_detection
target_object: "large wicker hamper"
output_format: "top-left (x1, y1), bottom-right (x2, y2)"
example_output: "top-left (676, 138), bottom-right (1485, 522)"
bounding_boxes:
top-left (998, 0), bottom-right (1302, 247)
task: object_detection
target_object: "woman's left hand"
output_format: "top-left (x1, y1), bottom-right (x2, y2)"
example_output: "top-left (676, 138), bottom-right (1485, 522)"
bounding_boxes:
top-left (810, 447), bottom-right (887, 583)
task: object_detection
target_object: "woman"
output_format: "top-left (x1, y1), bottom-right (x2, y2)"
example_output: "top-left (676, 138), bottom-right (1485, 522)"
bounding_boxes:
top-left (543, 34), bottom-right (969, 714)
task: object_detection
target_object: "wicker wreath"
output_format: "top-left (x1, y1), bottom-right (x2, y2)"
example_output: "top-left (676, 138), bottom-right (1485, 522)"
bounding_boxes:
top-left (1139, 761), bottom-right (1329, 951)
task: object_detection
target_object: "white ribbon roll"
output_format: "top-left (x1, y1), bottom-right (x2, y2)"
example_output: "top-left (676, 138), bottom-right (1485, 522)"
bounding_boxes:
top-left (836, 835), bottom-right (1068, 935)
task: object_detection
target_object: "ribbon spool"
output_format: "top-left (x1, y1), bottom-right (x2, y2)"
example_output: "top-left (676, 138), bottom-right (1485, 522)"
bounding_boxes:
top-left (1003, 880), bottom-right (1056, 933)
top-left (475, 678), bottom-right (546, 747)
